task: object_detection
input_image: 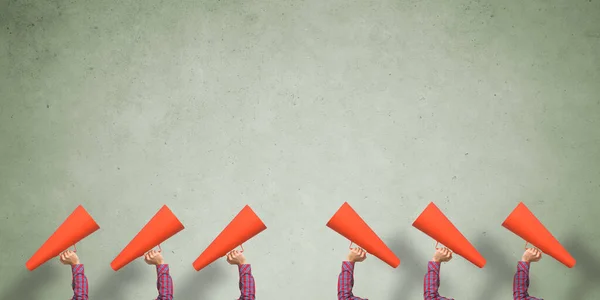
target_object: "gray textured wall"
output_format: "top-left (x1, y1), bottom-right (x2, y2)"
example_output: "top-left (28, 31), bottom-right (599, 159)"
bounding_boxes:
top-left (1, 0), bottom-right (599, 299)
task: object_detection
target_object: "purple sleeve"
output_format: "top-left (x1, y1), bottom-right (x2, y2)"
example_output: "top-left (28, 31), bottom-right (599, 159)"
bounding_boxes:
top-left (156, 264), bottom-right (174, 300)
top-left (337, 261), bottom-right (368, 300)
top-left (238, 264), bottom-right (256, 300)
top-left (424, 261), bottom-right (453, 300)
top-left (513, 261), bottom-right (543, 300)
top-left (71, 264), bottom-right (89, 300)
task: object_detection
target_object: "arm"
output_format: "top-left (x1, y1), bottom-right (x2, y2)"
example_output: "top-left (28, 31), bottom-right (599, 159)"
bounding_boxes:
top-left (71, 264), bottom-right (89, 300)
top-left (238, 264), bottom-right (256, 300)
top-left (423, 261), bottom-right (453, 300)
top-left (337, 261), bottom-right (367, 300)
top-left (513, 261), bottom-right (542, 300)
top-left (156, 264), bottom-right (174, 300)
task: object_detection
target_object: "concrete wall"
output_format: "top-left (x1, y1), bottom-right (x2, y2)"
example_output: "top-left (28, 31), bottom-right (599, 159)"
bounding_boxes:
top-left (1, 0), bottom-right (599, 299)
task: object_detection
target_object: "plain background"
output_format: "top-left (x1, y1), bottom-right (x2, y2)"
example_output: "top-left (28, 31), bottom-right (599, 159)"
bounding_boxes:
top-left (1, 0), bottom-right (599, 299)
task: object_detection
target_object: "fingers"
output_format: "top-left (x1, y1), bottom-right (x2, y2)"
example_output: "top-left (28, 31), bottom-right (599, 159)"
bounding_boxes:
top-left (358, 248), bottom-right (367, 259)
top-left (226, 250), bottom-right (238, 260)
top-left (441, 247), bottom-right (450, 257)
top-left (436, 247), bottom-right (449, 255)
top-left (527, 248), bottom-right (541, 257)
top-left (144, 250), bottom-right (161, 261)
top-left (60, 250), bottom-right (74, 260)
top-left (353, 248), bottom-right (366, 256)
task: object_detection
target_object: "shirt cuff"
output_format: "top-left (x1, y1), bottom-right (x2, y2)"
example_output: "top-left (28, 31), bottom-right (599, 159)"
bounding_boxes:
top-left (156, 264), bottom-right (170, 275)
top-left (238, 264), bottom-right (252, 275)
top-left (71, 264), bottom-right (85, 275)
top-left (342, 261), bottom-right (355, 273)
top-left (517, 261), bottom-right (530, 272)
top-left (428, 261), bottom-right (441, 273)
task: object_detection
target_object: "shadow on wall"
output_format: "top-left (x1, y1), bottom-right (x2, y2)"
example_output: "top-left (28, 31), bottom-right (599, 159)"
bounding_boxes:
top-left (564, 233), bottom-right (600, 299)
top-left (387, 233), bottom-right (423, 300)
top-left (0, 263), bottom-right (60, 300)
top-left (472, 233), bottom-right (515, 299)
top-left (91, 262), bottom-right (144, 300)
top-left (177, 263), bottom-right (226, 299)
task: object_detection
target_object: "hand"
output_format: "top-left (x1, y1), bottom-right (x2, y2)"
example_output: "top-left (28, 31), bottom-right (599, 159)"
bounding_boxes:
top-left (59, 250), bottom-right (80, 265)
top-left (433, 247), bottom-right (453, 263)
top-left (144, 250), bottom-right (165, 265)
top-left (226, 250), bottom-right (246, 265)
top-left (522, 248), bottom-right (542, 263)
top-left (347, 247), bottom-right (367, 263)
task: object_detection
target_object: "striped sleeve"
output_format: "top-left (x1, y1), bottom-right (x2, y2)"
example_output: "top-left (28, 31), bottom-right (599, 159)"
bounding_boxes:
top-left (337, 261), bottom-right (368, 300)
top-left (513, 261), bottom-right (543, 300)
top-left (156, 264), bottom-right (174, 300)
top-left (424, 261), bottom-right (453, 300)
top-left (238, 264), bottom-right (256, 300)
top-left (71, 264), bottom-right (89, 300)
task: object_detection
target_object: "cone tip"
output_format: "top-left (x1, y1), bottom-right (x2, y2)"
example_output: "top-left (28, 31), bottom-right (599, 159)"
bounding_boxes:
top-left (110, 263), bottom-right (119, 271)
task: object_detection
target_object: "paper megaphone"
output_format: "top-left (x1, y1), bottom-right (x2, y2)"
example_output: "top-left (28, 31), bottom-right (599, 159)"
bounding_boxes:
top-left (111, 205), bottom-right (184, 271)
top-left (326, 202), bottom-right (400, 268)
top-left (193, 205), bottom-right (266, 271)
top-left (26, 205), bottom-right (100, 271)
top-left (502, 202), bottom-right (576, 268)
top-left (412, 202), bottom-right (486, 268)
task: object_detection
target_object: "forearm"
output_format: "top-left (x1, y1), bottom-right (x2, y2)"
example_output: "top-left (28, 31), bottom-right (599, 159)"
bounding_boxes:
top-left (71, 264), bottom-right (89, 300)
top-left (156, 264), bottom-right (174, 300)
top-left (337, 261), bottom-right (367, 300)
top-left (338, 262), bottom-right (354, 299)
top-left (238, 264), bottom-right (256, 300)
top-left (513, 262), bottom-right (542, 300)
top-left (423, 261), bottom-right (452, 300)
